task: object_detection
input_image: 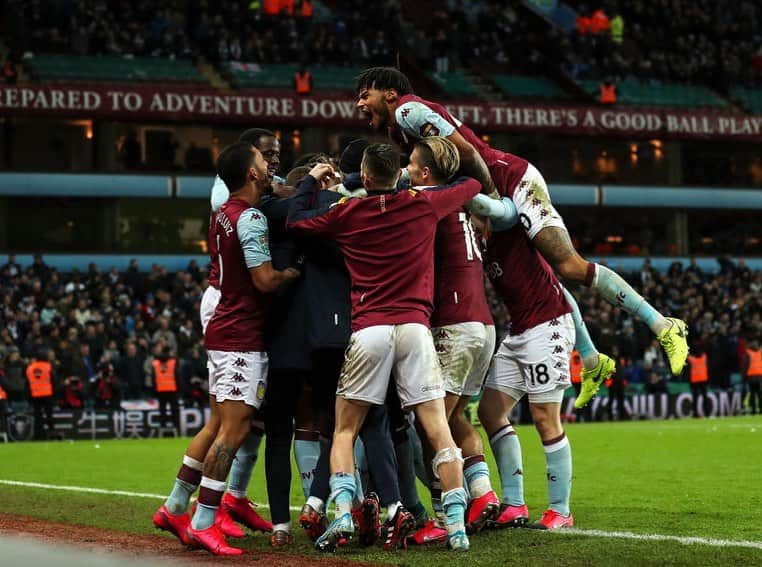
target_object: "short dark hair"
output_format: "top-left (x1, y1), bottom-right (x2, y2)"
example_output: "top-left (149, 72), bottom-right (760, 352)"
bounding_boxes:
top-left (238, 128), bottom-right (275, 148)
top-left (217, 142), bottom-right (255, 192)
top-left (355, 67), bottom-right (413, 95)
top-left (361, 144), bottom-right (400, 188)
top-left (292, 152), bottom-right (332, 168)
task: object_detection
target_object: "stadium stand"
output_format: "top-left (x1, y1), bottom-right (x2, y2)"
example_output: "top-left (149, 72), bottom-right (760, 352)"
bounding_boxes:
top-left (26, 55), bottom-right (206, 84)
top-left (577, 79), bottom-right (729, 108)
top-left (1, 255), bottom-right (759, 411)
top-left (491, 74), bottom-right (571, 100)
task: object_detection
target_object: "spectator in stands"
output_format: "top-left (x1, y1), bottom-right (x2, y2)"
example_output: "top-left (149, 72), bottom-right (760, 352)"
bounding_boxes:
top-left (644, 371), bottom-right (669, 395)
top-left (605, 347), bottom-right (629, 421)
top-left (2, 55), bottom-right (17, 84)
top-left (1, 254), bottom-right (21, 279)
top-left (94, 360), bottom-right (120, 410)
top-left (0, 369), bottom-right (8, 436)
top-left (599, 77), bottom-right (617, 104)
top-left (2, 347), bottom-right (27, 406)
top-left (61, 375), bottom-right (84, 411)
top-left (117, 341), bottom-right (147, 399)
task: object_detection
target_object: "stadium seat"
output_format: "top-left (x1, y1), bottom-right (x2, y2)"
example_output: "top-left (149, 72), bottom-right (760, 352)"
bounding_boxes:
top-left (428, 72), bottom-right (480, 98)
top-left (228, 63), bottom-right (362, 91)
top-left (492, 74), bottom-right (570, 99)
top-left (730, 87), bottom-right (762, 114)
top-left (26, 55), bottom-right (207, 84)
top-left (578, 79), bottom-right (728, 108)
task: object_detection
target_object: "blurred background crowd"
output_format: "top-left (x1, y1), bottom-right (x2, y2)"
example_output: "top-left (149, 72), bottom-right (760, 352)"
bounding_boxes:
top-left (2, 253), bottom-right (759, 411)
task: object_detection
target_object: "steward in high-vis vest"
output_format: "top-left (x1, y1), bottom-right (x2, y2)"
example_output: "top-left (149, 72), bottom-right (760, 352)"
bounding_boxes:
top-left (600, 80), bottom-right (617, 104)
top-left (743, 339), bottom-right (762, 415)
top-left (26, 351), bottom-right (56, 439)
top-left (0, 371), bottom-right (8, 435)
top-left (687, 348), bottom-right (708, 418)
top-left (152, 348), bottom-right (180, 430)
top-left (294, 67), bottom-right (312, 95)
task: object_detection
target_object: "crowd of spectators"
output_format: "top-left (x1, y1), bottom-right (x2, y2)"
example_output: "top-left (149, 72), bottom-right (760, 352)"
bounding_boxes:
top-left (0, 254), bottom-right (208, 412)
top-left (3, 0), bottom-right (759, 91)
top-left (1, 253), bottom-right (759, 415)
top-left (562, 0), bottom-right (761, 87)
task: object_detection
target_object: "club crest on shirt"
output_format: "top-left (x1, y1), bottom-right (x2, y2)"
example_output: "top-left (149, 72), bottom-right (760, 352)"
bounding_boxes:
top-left (420, 122), bottom-right (440, 137)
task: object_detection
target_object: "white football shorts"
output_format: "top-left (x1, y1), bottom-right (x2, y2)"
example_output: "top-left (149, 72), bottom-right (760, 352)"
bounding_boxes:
top-left (484, 313), bottom-right (574, 403)
top-left (207, 350), bottom-right (268, 409)
top-left (432, 322), bottom-right (496, 397)
top-left (338, 323), bottom-right (444, 410)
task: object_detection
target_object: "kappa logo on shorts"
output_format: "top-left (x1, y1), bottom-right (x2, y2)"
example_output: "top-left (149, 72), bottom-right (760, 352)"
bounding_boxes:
top-left (553, 345), bottom-right (565, 354)
top-left (230, 386), bottom-right (242, 396)
top-left (548, 319), bottom-right (560, 326)
top-left (531, 197), bottom-right (542, 207)
top-left (551, 332), bottom-right (561, 341)
top-left (554, 361), bottom-right (564, 369)
top-left (435, 329), bottom-right (449, 339)
top-left (231, 372), bottom-right (245, 382)
top-left (559, 374), bottom-right (569, 382)
top-left (540, 209), bottom-right (549, 218)
top-left (435, 344), bottom-right (447, 353)
top-left (233, 358), bottom-right (248, 368)
top-left (400, 108), bottom-right (410, 118)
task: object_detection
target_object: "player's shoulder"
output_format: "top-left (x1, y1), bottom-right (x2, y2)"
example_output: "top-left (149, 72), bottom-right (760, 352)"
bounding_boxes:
top-left (236, 207), bottom-right (268, 231)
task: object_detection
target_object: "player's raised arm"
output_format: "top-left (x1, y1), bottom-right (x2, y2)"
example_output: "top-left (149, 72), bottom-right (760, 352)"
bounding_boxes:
top-left (424, 177), bottom-right (482, 220)
top-left (446, 129), bottom-right (499, 198)
top-left (286, 163), bottom-right (344, 236)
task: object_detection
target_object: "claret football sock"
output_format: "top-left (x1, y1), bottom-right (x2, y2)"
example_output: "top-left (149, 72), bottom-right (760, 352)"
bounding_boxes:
top-left (165, 455), bottom-right (202, 515)
top-left (489, 425), bottom-right (525, 506)
top-left (543, 433), bottom-right (572, 516)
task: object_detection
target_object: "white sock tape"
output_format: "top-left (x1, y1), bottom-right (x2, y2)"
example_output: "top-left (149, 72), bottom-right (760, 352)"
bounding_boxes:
top-left (431, 446), bottom-right (464, 479)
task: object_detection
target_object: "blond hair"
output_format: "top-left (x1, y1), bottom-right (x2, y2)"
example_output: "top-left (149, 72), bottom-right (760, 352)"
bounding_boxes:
top-left (414, 137), bottom-right (461, 183)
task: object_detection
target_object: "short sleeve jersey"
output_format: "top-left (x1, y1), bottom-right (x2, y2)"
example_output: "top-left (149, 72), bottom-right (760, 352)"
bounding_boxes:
top-left (287, 176), bottom-right (482, 331)
top-left (205, 198), bottom-right (271, 352)
top-left (430, 209), bottom-right (493, 328)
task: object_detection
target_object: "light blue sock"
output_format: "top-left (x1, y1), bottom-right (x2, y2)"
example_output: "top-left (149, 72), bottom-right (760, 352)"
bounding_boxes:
top-left (166, 479), bottom-right (196, 515)
top-left (463, 458), bottom-right (492, 498)
top-left (563, 287), bottom-right (599, 366)
top-left (353, 439), bottom-right (366, 507)
top-left (592, 264), bottom-right (667, 334)
top-left (191, 503), bottom-right (217, 530)
top-left (294, 430), bottom-right (321, 500)
top-left (441, 487), bottom-right (467, 535)
top-left (544, 434), bottom-right (572, 516)
top-left (489, 425), bottom-right (525, 506)
top-left (329, 472), bottom-right (356, 517)
top-left (394, 430), bottom-right (423, 509)
top-left (227, 428), bottom-right (263, 498)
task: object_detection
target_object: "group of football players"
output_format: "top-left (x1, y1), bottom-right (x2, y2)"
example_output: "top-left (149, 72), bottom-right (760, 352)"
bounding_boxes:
top-left (151, 67), bottom-right (689, 556)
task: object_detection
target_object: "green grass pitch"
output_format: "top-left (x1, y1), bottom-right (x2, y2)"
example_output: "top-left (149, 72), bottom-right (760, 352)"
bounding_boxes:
top-left (1, 417), bottom-right (761, 566)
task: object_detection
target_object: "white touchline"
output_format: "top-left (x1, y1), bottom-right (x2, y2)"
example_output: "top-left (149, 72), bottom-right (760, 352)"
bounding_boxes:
top-left (0, 479), bottom-right (302, 512)
top-left (554, 528), bottom-right (762, 550)
top-left (3, 479), bottom-right (762, 549)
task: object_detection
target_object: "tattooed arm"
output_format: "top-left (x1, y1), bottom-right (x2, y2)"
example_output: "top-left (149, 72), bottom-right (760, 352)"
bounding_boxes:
top-left (533, 226), bottom-right (589, 282)
top-left (446, 129), bottom-right (498, 198)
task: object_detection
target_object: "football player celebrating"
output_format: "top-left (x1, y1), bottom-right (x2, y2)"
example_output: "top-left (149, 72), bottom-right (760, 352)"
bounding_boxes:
top-left (288, 144), bottom-right (481, 551)
top-left (355, 67), bottom-right (689, 408)
top-left (405, 136), bottom-right (500, 541)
